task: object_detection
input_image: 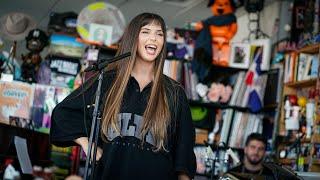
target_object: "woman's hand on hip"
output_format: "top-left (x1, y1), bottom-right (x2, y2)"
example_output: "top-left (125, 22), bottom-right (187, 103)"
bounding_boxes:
top-left (75, 137), bottom-right (103, 161)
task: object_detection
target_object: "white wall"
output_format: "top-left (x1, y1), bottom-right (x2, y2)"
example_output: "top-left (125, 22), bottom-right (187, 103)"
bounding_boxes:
top-left (0, 0), bottom-right (212, 55)
top-left (232, 1), bottom-right (291, 43)
top-left (0, 0), bottom-right (289, 58)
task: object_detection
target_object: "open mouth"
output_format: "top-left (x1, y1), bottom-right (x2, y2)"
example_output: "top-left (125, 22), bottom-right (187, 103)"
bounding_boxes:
top-left (145, 44), bottom-right (157, 55)
top-left (217, 9), bottom-right (224, 14)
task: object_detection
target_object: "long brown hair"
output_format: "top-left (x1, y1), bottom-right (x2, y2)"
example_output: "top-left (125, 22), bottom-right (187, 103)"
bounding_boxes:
top-left (101, 13), bottom-right (170, 151)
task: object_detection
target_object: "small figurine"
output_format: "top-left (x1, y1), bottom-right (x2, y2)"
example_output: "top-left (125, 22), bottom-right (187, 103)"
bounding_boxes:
top-left (207, 83), bottom-right (233, 103)
top-left (21, 29), bottom-right (49, 83)
top-left (196, 83), bottom-right (209, 102)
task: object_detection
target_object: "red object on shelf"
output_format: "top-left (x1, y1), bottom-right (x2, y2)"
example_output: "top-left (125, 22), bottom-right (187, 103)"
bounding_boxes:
top-left (309, 88), bottom-right (316, 99)
top-left (4, 158), bottom-right (14, 166)
top-left (70, 146), bottom-right (81, 174)
top-left (288, 95), bottom-right (298, 105)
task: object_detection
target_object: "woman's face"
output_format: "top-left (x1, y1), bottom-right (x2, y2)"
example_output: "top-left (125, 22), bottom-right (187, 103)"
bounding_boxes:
top-left (136, 22), bottom-right (164, 63)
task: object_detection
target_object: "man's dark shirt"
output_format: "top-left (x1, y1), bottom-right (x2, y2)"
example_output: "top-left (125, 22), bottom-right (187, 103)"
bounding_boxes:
top-left (227, 163), bottom-right (301, 180)
top-left (228, 163), bottom-right (275, 180)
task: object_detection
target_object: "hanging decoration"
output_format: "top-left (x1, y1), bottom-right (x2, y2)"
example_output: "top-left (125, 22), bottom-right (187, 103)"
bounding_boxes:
top-left (77, 1), bottom-right (126, 45)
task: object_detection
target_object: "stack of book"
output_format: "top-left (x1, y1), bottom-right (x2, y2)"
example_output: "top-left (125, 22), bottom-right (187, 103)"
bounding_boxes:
top-left (284, 52), bottom-right (319, 83)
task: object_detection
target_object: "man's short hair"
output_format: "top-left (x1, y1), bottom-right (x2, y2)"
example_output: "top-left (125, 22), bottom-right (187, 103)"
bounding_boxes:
top-left (245, 133), bottom-right (267, 149)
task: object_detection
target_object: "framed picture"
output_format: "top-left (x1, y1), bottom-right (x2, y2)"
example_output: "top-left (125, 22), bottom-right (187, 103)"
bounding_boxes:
top-left (88, 23), bottom-right (113, 46)
top-left (229, 42), bottom-right (251, 69)
top-left (250, 38), bottom-right (271, 71)
top-left (264, 63), bottom-right (284, 139)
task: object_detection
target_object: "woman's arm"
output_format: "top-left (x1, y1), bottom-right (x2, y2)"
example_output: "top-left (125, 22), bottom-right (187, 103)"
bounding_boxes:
top-left (75, 137), bottom-right (102, 161)
top-left (74, 137), bottom-right (89, 150)
top-left (173, 86), bottom-right (196, 179)
top-left (178, 173), bottom-right (190, 180)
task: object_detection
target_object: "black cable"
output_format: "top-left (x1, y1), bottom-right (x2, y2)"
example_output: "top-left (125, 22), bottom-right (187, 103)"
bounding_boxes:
top-left (80, 70), bottom-right (89, 138)
top-left (38, 0), bottom-right (61, 25)
top-left (38, 0), bottom-right (62, 26)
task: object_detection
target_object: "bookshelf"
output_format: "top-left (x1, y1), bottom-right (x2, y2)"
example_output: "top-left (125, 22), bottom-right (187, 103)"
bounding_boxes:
top-left (0, 31), bottom-right (117, 179)
top-left (312, 134), bottom-right (320, 144)
top-left (279, 158), bottom-right (309, 165)
top-left (0, 121), bottom-right (51, 166)
top-left (277, 43), bottom-right (320, 172)
top-left (298, 44), bottom-right (320, 54)
top-left (164, 28), bottom-right (278, 177)
top-left (0, 118), bottom-right (82, 178)
top-left (285, 78), bottom-right (318, 88)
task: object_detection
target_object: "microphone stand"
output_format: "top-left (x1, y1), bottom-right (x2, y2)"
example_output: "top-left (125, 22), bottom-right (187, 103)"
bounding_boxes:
top-left (205, 141), bottom-right (226, 180)
top-left (83, 52), bottom-right (131, 180)
top-left (289, 133), bottom-right (305, 172)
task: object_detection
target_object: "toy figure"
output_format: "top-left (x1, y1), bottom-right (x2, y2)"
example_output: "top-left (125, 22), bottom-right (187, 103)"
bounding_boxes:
top-left (196, 83), bottom-right (209, 102)
top-left (21, 53), bottom-right (42, 82)
top-left (21, 29), bottom-right (49, 83)
top-left (166, 29), bottom-right (195, 60)
top-left (195, 0), bottom-right (237, 67)
top-left (220, 85), bottom-right (232, 103)
top-left (284, 95), bottom-right (301, 131)
top-left (207, 82), bottom-right (233, 103)
top-left (207, 83), bottom-right (222, 102)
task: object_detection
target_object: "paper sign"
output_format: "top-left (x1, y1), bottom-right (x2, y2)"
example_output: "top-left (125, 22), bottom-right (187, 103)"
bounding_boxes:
top-left (0, 73), bottom-right (14, 82)
top-left (14, 136), bottom-right (33, 174)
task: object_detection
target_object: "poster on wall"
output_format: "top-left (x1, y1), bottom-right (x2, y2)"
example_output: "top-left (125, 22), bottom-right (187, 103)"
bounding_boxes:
top-left (48, 34), bottom-right (85, 58)
top-left (250, 38), bottom-right (271, 71)
top-left (0, 81), bottom-right (34, 123)
top-left (31, 84), bottom-right (56, 133)
top-left (31, 84), bottom-right (71, 133)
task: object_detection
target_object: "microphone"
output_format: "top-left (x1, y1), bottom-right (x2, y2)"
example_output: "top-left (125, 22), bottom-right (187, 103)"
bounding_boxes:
top-left (84, 52), bottom-right (131, 72)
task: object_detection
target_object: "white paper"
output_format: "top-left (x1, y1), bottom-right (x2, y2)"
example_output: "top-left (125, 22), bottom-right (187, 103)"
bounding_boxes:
top-left (285, 118), bottom-right (299, 130)
top-left (0, 73), bottom-right (14, 82)
top-left (14, 136), bottom-right (33, 174)
top-left (87, 48), bottom-right (99, 61)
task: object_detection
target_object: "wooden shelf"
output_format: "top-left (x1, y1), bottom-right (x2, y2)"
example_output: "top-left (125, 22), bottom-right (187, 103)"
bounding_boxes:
top-left (298, 44), bottom-right (320, 54)
top-left (312, 134), bottom-right (320, 143)
top-left (312, 158), bottom-right (320, 165)
top-left (277, 43), bottom-right (320, 171)
top-left (278, 157), bottom-right (320, 165)
top-left (0, 119), bottom-right (9, 125)
top-left (276, 135), bottom-right (311, 144)
top-left (279, 158), bottom-right (294, 164)
top-left (279, 158), bottom-right (309, 165)
top-left (76, 37), bottom-right (119, 50)
top-left (0, 120), bottom-right (49, 136)
top-left (285, 78), bottom-right (318, 88)
top-left (0, 122), bottom-right (51, 166)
